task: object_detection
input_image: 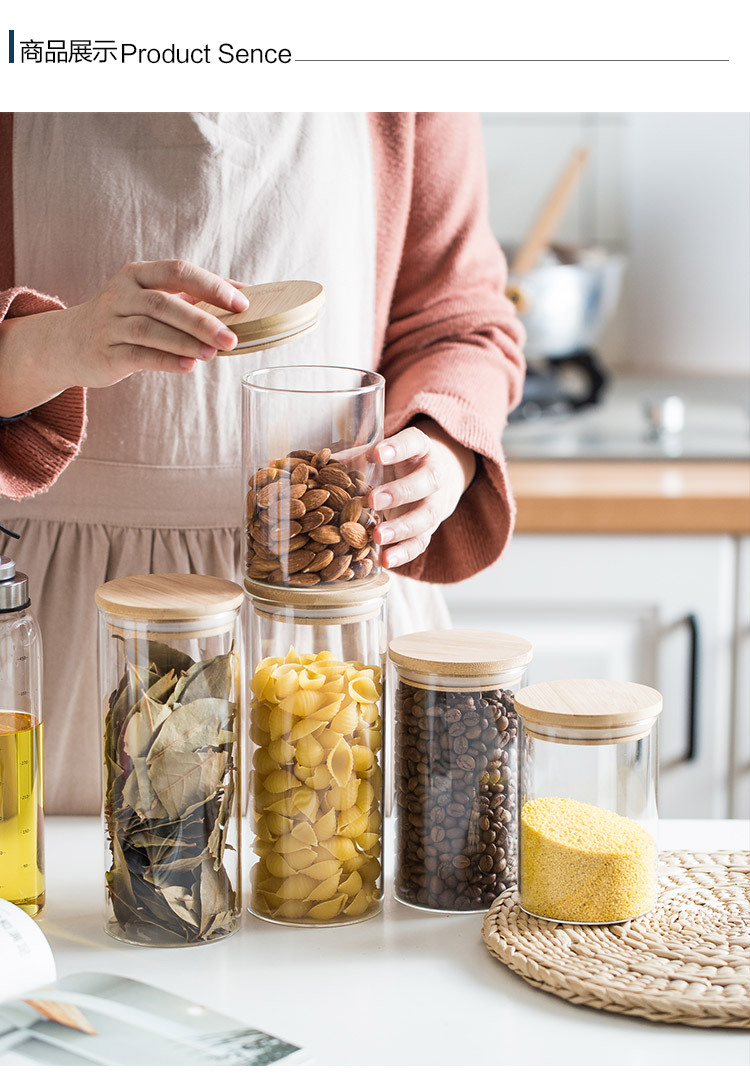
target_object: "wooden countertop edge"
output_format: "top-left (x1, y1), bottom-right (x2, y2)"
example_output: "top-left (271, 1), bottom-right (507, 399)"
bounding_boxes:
top-left (508, 460), bottom-right (750, 534)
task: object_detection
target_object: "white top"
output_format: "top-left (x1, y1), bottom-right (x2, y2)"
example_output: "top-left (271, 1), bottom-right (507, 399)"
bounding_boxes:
top-left (28, 816), bottom-right (750, 1068)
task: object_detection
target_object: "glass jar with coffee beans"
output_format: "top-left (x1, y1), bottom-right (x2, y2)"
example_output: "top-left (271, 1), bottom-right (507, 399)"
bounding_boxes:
top-left (242, 366), bottom-right (384, 589)
top-left (389, 630), bottom-right (532, 913)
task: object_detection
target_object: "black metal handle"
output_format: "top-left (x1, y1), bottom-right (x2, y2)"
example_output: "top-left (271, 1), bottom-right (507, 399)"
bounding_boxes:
top-left (683, 613), bottom-right (699, 762)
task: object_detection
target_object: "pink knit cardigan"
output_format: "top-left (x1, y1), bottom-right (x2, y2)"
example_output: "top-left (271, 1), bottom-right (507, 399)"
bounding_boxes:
top-left (0, 112), bottom-right (525, 583)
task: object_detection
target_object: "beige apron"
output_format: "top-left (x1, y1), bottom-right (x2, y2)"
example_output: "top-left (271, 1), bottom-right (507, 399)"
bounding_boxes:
top-left (2, 113), bottom-right (449, 813)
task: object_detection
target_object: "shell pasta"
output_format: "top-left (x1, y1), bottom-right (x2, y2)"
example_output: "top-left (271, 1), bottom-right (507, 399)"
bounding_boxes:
top-left (249, 647), bottom-right (383, 924)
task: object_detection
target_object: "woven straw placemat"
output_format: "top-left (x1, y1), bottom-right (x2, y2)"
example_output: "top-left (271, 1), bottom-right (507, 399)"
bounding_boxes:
top-left (482, 850), bottom-right (750, 1028)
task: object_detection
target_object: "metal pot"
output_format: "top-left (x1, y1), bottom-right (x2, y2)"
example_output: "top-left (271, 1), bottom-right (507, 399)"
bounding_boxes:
top-left (507, 248), bottom-right (626, 362)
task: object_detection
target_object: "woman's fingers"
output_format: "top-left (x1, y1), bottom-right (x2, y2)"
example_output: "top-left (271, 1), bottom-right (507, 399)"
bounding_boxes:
top-left (125, 295), bottom-right (238, 353)
top-left (126, 260), bottom-right (249, 313)
top-left (371, 457), bottom-right (440, 512)
top-left (374, 427), bottom-right (431, 466)
top-left (118, 315), bottom-right (229, 361)
top-left (374, 498), bottom-right (439, 547)
top-left (381, 531), bottom-right (432, 570)
top-left (109, 342), bottom-right (200, 374)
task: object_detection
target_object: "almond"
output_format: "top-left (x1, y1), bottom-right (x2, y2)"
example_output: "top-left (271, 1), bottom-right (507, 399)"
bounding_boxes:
top-left (288, 484), bottom-right (308, 500)
top-left (291, 463), bottom-right (310, 485)
top-left (247, 556), bottom-right (281, 575)
top-left (257, 480), bottom-right (289, 508)
top-left (352, 558), bottom-right (374, 579)
top-left (341, 498), bottom-right (363, 523)
top-left (339, 568), bottom-right (355, 581)
top-left (319, 554), bottom-right (352, 581)
top-left (310, 525), bottom-right (341, 545)
top-left (306, 549), bottom-right (334, 572)
top-left (300, 509), bottom-right (326, 533)
top-left (286, 498), bottom-right (307, 520)
top-left (250, 466), bottom-right (280, 488)
top-left (331, 540), bottom-right (350, 557)
top-left (354, 544), bottom-right (373, 561)
top-left (317, 466), bottom-right (352, 490)
top-left (340, 521), bottom-right (368, 549)
top-left (301, 488), bottom-right (329, 511)
top-left (312, 447), bottom-right (332, 468)
top-left (324, 485), bottom-right (350, 511)
top-left (289, 449), bottom-right (315, 462)
top-left (286, 548), bottom-right (315, 573)
top-left (287, 573), bottom-right (322, 586)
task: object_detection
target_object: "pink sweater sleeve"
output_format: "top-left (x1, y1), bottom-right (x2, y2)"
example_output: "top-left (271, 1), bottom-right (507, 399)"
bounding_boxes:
top-left (372, 113), bottom-right (526, 584)
top-left (0, 287), bottom-right (86, 499)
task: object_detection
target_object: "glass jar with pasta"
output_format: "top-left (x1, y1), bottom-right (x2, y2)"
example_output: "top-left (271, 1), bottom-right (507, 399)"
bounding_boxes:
top-left (245, 574), bottom-right (389, 926)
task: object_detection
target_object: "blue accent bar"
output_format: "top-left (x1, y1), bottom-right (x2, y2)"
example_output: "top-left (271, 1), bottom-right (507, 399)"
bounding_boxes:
top-left (9, 29), bottom-right (14, 63)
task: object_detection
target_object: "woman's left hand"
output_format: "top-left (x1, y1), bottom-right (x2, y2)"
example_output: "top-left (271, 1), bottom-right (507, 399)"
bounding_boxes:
top-left (369, 419), bottom-right (476, 570)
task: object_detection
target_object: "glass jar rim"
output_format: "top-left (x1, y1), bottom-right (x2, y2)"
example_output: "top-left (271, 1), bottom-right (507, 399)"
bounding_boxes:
top-left (242, 365), bottom-right (384, 396)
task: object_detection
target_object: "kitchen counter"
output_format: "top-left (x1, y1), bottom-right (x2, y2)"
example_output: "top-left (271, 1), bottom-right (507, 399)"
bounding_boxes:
top-left (504, 375), bottom-right (750, 534)
top-left (508, 460), bottom-right (750, 533)
top-left (30, 817), bottom-right (750, 1066)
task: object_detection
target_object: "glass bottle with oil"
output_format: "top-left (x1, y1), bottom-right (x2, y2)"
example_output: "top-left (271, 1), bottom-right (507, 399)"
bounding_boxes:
top-left (0, 554), bottom-right (44, 917)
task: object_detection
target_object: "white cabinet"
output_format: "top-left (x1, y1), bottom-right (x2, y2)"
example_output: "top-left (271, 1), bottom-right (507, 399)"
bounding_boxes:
top-left (442, 535), bottom-right (736, 818)
top-left (732, 538), bottom-right (750, 818)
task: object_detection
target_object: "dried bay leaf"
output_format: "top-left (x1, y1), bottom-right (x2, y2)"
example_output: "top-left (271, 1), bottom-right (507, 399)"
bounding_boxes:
top-left (146, 698), bottom-right (235, 764)
top-left (121, 755), bottom-right (169, 821)
top-left (172, 650), bottom-right (235, 705)
top-left (104, 640), bottom-right (238, 944)
top-left (150, 749), bottom-right (229, 820)
top-left (119, 636), bottom-right (195, 678)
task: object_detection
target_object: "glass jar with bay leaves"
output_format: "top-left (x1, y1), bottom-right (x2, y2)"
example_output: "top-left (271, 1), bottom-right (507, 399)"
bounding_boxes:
top-left (95, 574), bottom-right (244, 947)
top-left (245, 573), bottom-right (388, 925)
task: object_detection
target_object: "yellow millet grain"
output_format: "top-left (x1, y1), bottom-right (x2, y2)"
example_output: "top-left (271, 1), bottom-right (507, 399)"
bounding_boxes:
top-left (520, 796), bottom-right (656, 923)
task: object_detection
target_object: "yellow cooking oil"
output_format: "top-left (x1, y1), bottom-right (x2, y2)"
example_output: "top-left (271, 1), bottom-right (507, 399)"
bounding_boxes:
top-left (0, 710), bottom-right (45, 916)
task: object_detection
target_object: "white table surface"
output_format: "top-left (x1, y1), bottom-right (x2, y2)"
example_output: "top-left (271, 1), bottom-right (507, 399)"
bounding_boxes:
top-left (33, 817), bottom-right (750, 1066)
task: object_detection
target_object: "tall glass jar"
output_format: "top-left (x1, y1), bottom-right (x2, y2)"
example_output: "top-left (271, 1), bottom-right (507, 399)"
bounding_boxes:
top-left (516, 678), bottom-right (661, 925)
top-left (242, 366), bottom-right (384, 589)
top-left (0, 555), bottom-right (44, 917)
top-left (95, 574), bottom-right (243, 946)
top-left (389, 630), bottom-right (533, 913)
top-left (245, 574), bottom-right (389, 925)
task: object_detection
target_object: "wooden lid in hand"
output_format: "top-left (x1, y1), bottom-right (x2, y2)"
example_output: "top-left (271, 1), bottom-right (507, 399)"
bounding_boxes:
top-left (197, 280), bottom-right (325, 355)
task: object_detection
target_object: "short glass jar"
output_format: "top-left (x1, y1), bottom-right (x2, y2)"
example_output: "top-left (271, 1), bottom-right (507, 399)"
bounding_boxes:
top-left (245, 574), bottom-right (389, 925)
top-left (242, 366), bottom-right (384, 589)
top-left (389, 630), bottom-right (533, 913)
top-left (95, 574), bottom-right (243, 947)
top-left (516, 678), bottom-right (661, 925)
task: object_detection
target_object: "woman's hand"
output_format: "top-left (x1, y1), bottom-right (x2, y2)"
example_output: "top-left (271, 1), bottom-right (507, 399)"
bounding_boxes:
top-left (0, 260), bottom-right (249, 415)
top-left (370, 419), bottom-right (476, 570)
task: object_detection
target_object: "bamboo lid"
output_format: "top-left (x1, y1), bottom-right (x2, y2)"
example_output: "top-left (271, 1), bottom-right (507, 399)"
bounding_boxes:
top-left (244, 571), bottom-right (390, 610)
top-left (196, 280), bottom-right (325, 355)
top-left (515, 678), bottom-right (663, 743)
top-left (95, 573), bottom-right (244, 620)
top-left (389, 629), bottom-right (533, 677)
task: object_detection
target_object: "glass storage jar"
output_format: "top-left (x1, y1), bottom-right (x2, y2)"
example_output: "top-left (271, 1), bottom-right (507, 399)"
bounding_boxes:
top-left (389, 630), bottom-right (533, 913)
top-left (242, 365), bottom-right (384, 589)
top-left (515, 678), bottom-right (661, 925)
top-left (0, 555), bottom-right (45, 917)
top-left (245, 574), bottom-right (389, 925)
top-left (95, 573), bottom-right (243, 947)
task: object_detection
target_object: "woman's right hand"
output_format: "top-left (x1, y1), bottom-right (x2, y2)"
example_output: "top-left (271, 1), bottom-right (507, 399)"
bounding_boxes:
top-left (0, 260), bottom-right (249, 415)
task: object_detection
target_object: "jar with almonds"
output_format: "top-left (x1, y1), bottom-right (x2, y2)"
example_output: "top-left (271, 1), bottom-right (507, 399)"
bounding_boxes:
top-left (242, 366), bottom-right (384, 589)
top-left (245, 574), bottom-right (388, 925)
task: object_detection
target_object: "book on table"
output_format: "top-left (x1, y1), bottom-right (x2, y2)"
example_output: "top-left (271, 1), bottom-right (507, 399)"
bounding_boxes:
top-left (0, 899), bottom-right (302, 1067)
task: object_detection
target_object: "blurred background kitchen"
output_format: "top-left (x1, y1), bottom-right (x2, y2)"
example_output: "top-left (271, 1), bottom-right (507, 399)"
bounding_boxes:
top-left (442, 113), bottom-right (750, 820)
